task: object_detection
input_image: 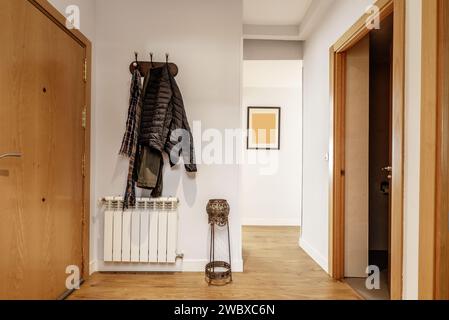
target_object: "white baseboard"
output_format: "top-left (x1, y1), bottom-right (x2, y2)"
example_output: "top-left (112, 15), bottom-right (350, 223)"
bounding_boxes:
top-left (89, 260), bottom-right (98, 275)
top-left (242, 218), bottom-right (300, 226)
top-left (233, 259), bottom-right (244, 272)
top-left (299, 237), bottom-right (328, 273)
top-left (96, 259), bottom-right (244, 273)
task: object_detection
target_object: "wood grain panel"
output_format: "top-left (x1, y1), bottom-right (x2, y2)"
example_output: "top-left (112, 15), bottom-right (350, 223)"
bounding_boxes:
top-left (435, 0), bottom-right (449, 300)
top-left (329, 51), bottom-right (346, 280)
top-left (390, 0), bottom-right (405, 300)
top-left (421, 0), bottom-right (449, 300)
top-left (419, 0), bottom-right (438, 300)
top-left (30, 0), bottom-right (92, 281)
top-left (0, 0), bottom-right (87, 299)
top-left (344, 36), bottom-right (370, 278)
top-left (69, 227), bottom-right (361, 300)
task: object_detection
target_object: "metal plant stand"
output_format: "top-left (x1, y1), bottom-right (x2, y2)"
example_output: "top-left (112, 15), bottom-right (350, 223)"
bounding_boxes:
top-left (205, 199), bottom-right (233, 286)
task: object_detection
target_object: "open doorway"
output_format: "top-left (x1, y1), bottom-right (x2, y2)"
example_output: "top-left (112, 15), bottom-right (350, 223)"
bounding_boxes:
top-left (329, 0), bottom-right (406, 301)
top-left (344, 15), bottom-right (394, 300)
top-left (241, 40), bottom-right (303, 229)
top-left (240, 40), bottom-right (303, 273)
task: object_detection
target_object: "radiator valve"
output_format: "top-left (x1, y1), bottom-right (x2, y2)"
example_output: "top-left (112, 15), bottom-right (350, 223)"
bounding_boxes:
top-left (176, 253), bottom-right (184, 260)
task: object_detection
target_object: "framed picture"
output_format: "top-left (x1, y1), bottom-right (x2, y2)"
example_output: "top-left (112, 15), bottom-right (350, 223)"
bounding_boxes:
top-left (247, 107), bottom-right (281, 150)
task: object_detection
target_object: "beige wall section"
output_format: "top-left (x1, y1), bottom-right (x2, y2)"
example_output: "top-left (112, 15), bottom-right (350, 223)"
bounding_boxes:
top-left (243, 39), bottom-right (303, 60)
top-left (403, 0), bottom-right (422, 300)
top-left (344, 36), bottom-right (370, 278)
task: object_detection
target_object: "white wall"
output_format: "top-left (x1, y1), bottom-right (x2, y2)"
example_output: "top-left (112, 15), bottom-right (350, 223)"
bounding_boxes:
top-left (302, 0), bottom-right (423, 299)
top-left (93, 0), bottom-right (243, 272)
top-left (301, 0), bottom-right (374, 272)
top-left (50, 0), bottom-right (244, 272)
top-left (241, 60), bottom-right (302, 226)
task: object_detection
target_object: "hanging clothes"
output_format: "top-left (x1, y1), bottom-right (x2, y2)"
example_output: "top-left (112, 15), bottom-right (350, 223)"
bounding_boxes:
top-left (119, 68), bottom-right (142, 158)
top-left (120, 69), bottom-right (143, 208)
top-left (121, 63), bottom-right (197, 207)
top-left (136, 146), bottom-right (162, 189)
top-left (135, 145), bottom-right (163, 198)
top-left (139, 64), bottom-right (197, 172)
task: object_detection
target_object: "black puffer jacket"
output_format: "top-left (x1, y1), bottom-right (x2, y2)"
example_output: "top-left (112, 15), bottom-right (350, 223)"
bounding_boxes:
top-left (139, 64), bottom-right (197, 172)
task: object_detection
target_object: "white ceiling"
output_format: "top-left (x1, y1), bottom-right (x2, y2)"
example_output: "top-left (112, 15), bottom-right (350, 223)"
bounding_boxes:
top-left (243, 0), bottom-right (313, 26)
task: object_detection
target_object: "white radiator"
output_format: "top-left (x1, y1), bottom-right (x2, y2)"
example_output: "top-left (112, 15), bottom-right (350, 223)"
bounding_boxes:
top-left (102, 197), bottom-right (178, 264)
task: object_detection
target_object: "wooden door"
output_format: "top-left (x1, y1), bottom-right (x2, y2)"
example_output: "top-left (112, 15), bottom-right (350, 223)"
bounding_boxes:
top-left (420, 0), bottom-right (449, 300)
top-left (344, 35), bottom-right (370, 278)
top-left (331, 0), bottom-right (405, 299)
top-left (436, 0), bottom-right (449, 300)
top-left (0, 0), bottom-right (86, 299)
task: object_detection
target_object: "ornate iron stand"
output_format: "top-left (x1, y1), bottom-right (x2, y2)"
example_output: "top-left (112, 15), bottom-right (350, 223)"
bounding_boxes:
top-left (205, 199), bottom-right (233, 286)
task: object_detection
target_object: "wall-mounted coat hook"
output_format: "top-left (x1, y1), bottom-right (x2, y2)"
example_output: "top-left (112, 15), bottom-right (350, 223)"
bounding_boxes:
top-left (129, 52), bottom-right (178, 77)
top-left (133, 52), bottom-right (139, 67)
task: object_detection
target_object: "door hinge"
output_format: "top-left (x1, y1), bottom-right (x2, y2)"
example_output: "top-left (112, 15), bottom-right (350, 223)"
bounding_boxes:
top-left (82, 107), bottom-right (87, 129)
top-left (83, 58), bottom-right (88, 82)
top-left (82, 154), bottom-right (86, 177)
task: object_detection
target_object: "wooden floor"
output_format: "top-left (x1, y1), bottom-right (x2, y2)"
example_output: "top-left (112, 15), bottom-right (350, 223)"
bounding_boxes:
top-left (69, 227), bottom-right (360, 300)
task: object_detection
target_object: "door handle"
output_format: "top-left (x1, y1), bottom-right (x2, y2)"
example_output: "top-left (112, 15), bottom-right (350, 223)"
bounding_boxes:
top-left (382, 166), bottom-right (392, 179)
top-left (0, 153), bottom-right (22, 160)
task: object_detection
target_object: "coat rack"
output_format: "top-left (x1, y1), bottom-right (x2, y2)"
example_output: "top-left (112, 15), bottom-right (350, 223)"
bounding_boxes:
top-left (129, 52), bottom-right (178, 77)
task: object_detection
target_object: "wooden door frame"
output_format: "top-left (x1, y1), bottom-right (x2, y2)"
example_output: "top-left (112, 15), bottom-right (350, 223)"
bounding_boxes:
top-left (329, 0), bottom-right (405, 300)
top-left (28, 0), bottom-right (92, 281)
top-left (419, 0), bottom-right (449, 300)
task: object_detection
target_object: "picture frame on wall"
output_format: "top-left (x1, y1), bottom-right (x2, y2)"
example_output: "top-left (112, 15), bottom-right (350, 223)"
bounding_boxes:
top-left (247, 107), bottom-right (281, 150)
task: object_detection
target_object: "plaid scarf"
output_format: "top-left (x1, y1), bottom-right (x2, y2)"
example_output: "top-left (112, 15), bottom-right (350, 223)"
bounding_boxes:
top-left (120, 69), bottom-right (142, 208)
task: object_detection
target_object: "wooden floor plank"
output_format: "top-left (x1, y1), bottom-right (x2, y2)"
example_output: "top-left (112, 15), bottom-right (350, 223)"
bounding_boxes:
top-left (69, 227), bottom-right (359, 300)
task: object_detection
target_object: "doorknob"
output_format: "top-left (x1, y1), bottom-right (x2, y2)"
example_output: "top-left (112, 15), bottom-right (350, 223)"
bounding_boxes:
top-left (0, 153), bottom-right (22, 160)
top-left (382, 166), bottom-right (392, 179)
